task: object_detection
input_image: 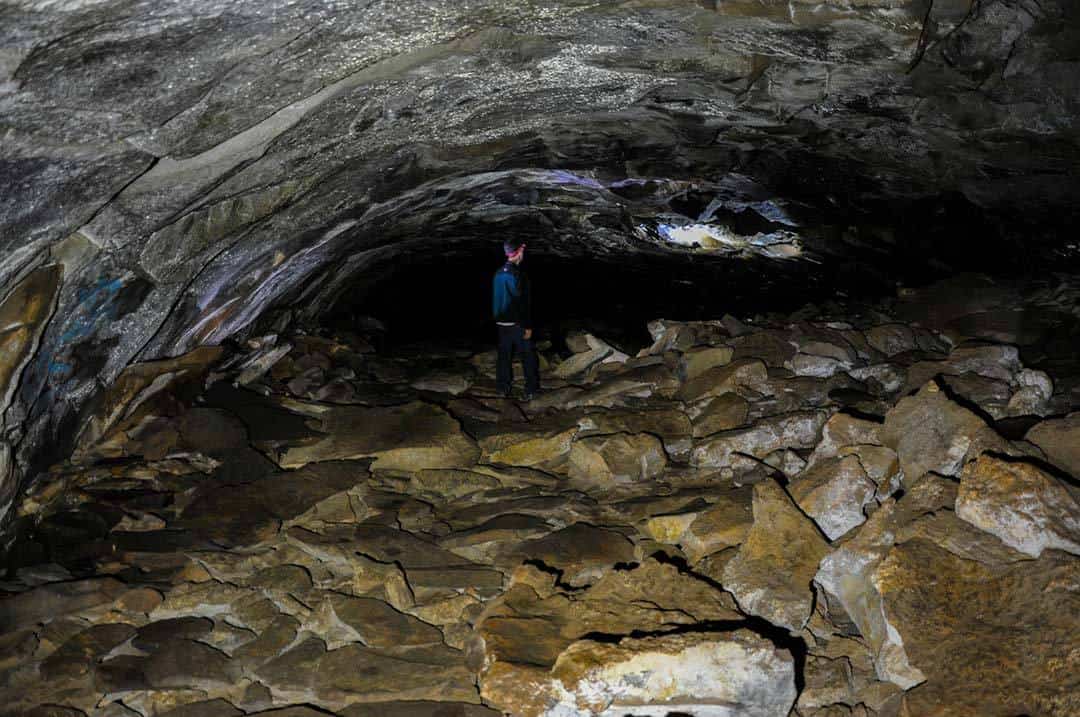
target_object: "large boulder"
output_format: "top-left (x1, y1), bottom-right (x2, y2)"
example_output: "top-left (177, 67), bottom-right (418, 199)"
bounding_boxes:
top-left (567, 432), bottom-right (667, 488)
top-left (689, 393), bottom-right (750, 438)
top-left (473, 558), bottom-right (742, 708)
top-left (721, 480), bottom-right (831, 632)
top-left (575, 409), bottom-right (693, 461)
top-left (882, 380), bottom-right (1011, 483)
top-left (677, 345), bottom-right (734, 382)
top-left (789, 455), bottom-right (877, 540)
top-left (677, 358), bottom-right (769, 402)
top-left (482, 631), bottom-right (796, 717)
top-left (642, 486), bottom-right (754, 564)
top-left (813, 499), bottom-right (928, 691)
top-left (692, 411), bottom-right (829, 469)
top-left (876, 539), bottom-right (1080, 716)
top-left (499, 523), bottom-right (636, 586)
top-left (1025, 412), bottom-right (1080, 477)
top-left (956, 454), bottom-right (1080, 557)
top-left (478, 416), bottom-right (580, 469)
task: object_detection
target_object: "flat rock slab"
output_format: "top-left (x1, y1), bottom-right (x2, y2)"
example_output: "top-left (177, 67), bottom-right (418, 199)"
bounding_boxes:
top-left (143, 638), bottom-right (240, 689)
top-left (267, 400), bottom-right (478, 471)
top-left (476, 558), bottom-right (741, 675)
top-left (178, 461), bottom-right (369, 546)
top-left (339, 703), bottom-right (501, 717)
top-left (567, 432), bottom-right (667, 488)
top-left (499, 522), bottom-right (635, 585)
top-left (0, 577), bottom-right (127, 632)
top-left (257, 638), bottom-right (478, 706)
top-left (692, 411), bottom-right (829, 469)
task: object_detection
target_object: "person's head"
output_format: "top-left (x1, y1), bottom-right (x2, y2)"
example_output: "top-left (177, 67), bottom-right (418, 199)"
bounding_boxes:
top-left (504, 239), bottom-right (526, 264)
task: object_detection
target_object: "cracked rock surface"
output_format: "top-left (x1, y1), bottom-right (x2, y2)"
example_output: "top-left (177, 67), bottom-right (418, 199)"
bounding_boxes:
top-left (2, 0), bottom-right (1080, 524)
top-left (1, 294), bottom-right (1077, 716)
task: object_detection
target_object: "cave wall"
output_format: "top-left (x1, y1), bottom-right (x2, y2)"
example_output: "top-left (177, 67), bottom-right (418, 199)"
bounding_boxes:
top-left (1, 0), bottom-right (1078, 524)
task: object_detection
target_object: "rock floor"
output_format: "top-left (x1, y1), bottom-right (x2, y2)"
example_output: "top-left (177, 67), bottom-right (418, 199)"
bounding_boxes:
top-left (1, 279), bottom-right (1079, 717)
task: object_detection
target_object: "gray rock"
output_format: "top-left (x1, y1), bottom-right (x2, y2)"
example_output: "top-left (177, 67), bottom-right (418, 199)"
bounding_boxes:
top-left (882, 380), bottom-right (1012, 483)
top-left (1025, 412), bottom-right (1080, 477)
top-left (956, 454), bottom-right (1080, 557)
top-left (789, 456), bottom-right (877, 540)
top-left (691, 410), bottom-right (829, 469)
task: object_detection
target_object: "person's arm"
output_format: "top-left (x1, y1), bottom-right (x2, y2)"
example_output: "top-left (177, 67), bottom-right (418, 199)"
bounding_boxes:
top-left (522, 273), bottom-right (533, 338)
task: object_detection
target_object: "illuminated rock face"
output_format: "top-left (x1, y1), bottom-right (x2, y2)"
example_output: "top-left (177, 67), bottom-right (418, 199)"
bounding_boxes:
top-left (0, 302), bottom-right (1078, 716)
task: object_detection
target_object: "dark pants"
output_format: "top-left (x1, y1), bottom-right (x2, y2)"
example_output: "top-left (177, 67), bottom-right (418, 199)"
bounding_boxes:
top-left (496, 324), bottom-right (540, 395)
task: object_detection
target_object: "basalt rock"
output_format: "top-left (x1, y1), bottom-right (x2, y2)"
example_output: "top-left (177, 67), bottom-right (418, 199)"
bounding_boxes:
top-left (483, 631), bottom-right (797, 717)
top-left (721, 480), bottom-right (831, 632)
top-left (956, 454), bottom-right (1080, 558)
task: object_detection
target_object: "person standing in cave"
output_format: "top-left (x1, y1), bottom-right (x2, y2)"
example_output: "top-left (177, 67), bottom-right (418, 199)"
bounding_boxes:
top-left (493, 239), bottom-right (540, 401)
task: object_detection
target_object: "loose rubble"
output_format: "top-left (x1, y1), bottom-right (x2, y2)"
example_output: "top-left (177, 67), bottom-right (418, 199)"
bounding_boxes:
top-left (1, 299), bottom-right (1078, 717)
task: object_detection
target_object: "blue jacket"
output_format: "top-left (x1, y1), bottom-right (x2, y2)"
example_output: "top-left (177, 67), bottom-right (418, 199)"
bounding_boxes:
top-left (492, 262), bottom-right (531, 327)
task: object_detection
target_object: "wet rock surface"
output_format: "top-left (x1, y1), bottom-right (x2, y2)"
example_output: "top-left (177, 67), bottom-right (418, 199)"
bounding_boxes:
top-left (1, 298), bottom-right (1079, 715)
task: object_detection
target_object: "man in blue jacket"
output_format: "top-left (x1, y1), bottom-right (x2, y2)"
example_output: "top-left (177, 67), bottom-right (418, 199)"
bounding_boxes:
top-left (493, 239), bottom-right (540, 400)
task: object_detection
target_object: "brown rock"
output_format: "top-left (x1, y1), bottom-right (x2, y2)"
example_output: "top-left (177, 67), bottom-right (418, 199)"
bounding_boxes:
top-left (692, 411), bottom-right (829, 469)
top-left (73, 346), bottom-right (224, 460)
top-left (575, 409), bottom-right (692, 460)
top-left (864, 324), bottom-right (917, 357)
top-left (0, 265), bottom-right (63, 420)
top-left (178, 461), bottom-right (367, 545)
top-left (729, 330), bottom-right (797, 368)
top-left (567, 432), bottom-right (666, 488)
top-left (142, 638), bottom-right (239, 689)
top-left (956, 454), bottom-right (1080, 557)
top-left (115, 587), bottom-right (165, 614)
top-left (875, 539), bottom-right (1080, 716)
top-left (474, 558), bottom-right (740, 685)
top-left (339, 702), bottom-right (500, 717)
top-left (642, 487), bottom-right (754, 564)
top-left (500, 523), bottom-right (636, 585)
top-left (481, 631), bottom-right (796, 717)
top-left (233, 615), bottom-right (299, 667)
top-left (157, 700), bottom-right (244, 717)
top-left (0, 577), bottom-right (127, 632)
top-left (677, 345), bottom-right (734, 381)
top-left (41, 623), bottom-right (137, 680)
top-left (271, 400), bottom-right (479, 471)
top-left (328, 594), bottom-right (443, 648)
top-left (882, 380), bottom-right (1012, 483)
top-left (677, 358), bottom-right (769, 402)
top-left (722, 480), bottom-right (831, 631)
top-left (314, 643), bottom-right (478, 704)
top-left (806, 412), bottom-right (883, 465)
top-left (409, 469), bottom-right (502, 499)
top-left (690, 392), bottom-right (750, 437)
top-left (552, 345), bottom-right (611, 380)
top-left (478, 416), bottom-right (579, 468)
top-left (1025, 412), bottom-right (1080, 477)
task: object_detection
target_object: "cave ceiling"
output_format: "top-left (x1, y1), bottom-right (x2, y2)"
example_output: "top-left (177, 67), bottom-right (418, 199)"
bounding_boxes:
top-left (0, 0), bottom-right (1078, 520)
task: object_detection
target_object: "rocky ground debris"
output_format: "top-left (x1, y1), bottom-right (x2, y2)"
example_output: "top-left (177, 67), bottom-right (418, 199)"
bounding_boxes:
top-left (1, 297), bottom-right (1078, 716)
